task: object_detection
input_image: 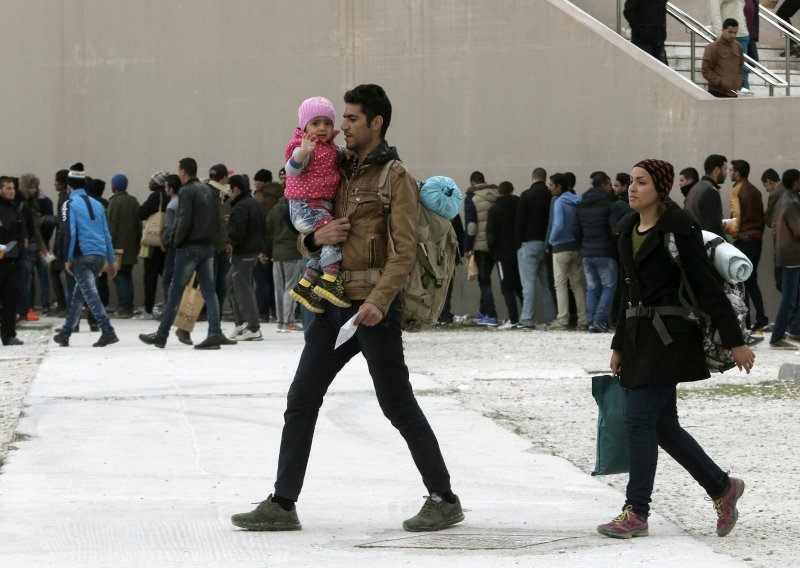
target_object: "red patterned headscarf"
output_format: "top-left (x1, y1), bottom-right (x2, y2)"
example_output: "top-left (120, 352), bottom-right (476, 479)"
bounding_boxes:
top-left (634, 159), bottom-right (675, 199)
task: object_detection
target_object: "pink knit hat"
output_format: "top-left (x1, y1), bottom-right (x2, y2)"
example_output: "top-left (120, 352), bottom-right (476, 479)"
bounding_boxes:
top-left (298, 97), bottom-right (336, 131)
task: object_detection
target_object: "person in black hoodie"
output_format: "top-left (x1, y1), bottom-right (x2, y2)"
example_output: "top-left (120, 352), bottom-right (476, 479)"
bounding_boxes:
top-left (678, 167), bottom-right (699, 199)
top-left (624, 0), bottom-right (668, 64)
top-left (0, 176), bottom-right (28, 345)
top-left (138, 171), bottom-right (170, 319)
top-left (226, 174), bottom-right (267, 341)
top-left (487, 181), bottom-right (522, 326)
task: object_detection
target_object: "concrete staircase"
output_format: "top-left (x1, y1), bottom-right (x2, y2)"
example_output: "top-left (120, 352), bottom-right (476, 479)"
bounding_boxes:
top-left (666, 41), bottom-right (800, 97)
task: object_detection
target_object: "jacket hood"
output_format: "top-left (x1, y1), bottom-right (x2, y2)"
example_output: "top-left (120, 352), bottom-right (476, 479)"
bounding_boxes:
top-left (558, 192), bottom-right (581, 206)
top-left (467, 182), bottom-right (499, 195)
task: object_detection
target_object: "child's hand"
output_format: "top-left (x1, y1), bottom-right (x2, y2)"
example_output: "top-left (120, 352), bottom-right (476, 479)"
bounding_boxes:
top-left (300, 133), bottom-right (318, 153)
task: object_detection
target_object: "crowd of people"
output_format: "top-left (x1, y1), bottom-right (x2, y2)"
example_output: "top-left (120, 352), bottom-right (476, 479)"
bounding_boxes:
top-left (456, 154), bottom-right (800, 351)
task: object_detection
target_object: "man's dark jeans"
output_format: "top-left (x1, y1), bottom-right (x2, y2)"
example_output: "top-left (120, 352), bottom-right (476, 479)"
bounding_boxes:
top-left (274, 300), bottom-right (452, 501)
top-left (254, 259), bottom-right (276, 319)
top-left (734, 238), bottom-right (766, 326)
top-left (114, 264), bottom-right (134, 310)
top-left (158, 245), bottom-right (220, 337)
top-left (214, 250), bottom-right (230, 314)
top-left (625, 384), bottom-right (728, 518)
top-left (474, 251), bottom-right (497, 318)
top-left (497, 259), bottom-right (522, 324)
top-left (61, 255), bottom-right (114, 338)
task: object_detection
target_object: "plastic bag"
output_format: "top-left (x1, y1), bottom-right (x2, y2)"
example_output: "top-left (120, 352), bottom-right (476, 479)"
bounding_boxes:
top-left (591, 374), bottom-right (629, 476)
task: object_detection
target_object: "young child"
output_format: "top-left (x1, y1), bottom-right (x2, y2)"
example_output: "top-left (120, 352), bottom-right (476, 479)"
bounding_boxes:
top-left (285, 96), bottom-right (350, 313)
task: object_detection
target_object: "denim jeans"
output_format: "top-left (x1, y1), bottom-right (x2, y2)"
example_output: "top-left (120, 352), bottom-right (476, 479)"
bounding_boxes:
top-left (162, 247), bottom-right (176, 300)
top-left (61, 255), bottom-right (114, 338)
top-left (736, 36), bottom-right (750, 89)
top-left (289, 199), bottom-right (341, 273)
top-left (770, 266), bottom-right (800, 344)
top-left (214, 250), bottom-right (230, 314)
top-left (474, 250), bottom-right (497, 318)
top-left (114, 265), bottom-right (134, 310)
top-left (254, 259), bottom-right (276, 319)
top-left (143, 247), bottom-right (165, 313)
top-left (517, 240), bottom-right (555, 326)
top-left (228, 255), bottom-right (259, 331)
top-left (158, 245), bottom-right (220, 337)
top-left (625, 384), bottom-right (728, 517)
top-left (274, 300), bottom-right (452, 501)
top-left (734, 238), bottom-right (766, 326)
top-left (583, 256), bottom-right (618, 327)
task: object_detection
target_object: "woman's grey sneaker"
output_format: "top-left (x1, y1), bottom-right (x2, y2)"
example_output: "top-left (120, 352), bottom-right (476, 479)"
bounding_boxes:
top-left (402, 493), bottom-right (464, 532)
top-left (230, 495), bottom-right (301, 531)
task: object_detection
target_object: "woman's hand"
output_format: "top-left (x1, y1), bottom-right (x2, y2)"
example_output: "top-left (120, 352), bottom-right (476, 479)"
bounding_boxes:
top-left (731, 345), bottom-right (755, 374)
top-left (610, 350), bottom-right (623, 377)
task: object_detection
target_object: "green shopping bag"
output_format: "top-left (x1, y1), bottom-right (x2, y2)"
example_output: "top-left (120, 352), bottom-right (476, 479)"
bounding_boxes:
top-left (591, 374), bottom-right (629, 476)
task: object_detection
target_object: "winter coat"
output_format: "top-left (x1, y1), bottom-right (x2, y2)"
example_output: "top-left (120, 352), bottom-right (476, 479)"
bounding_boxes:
top-left (254, 182), bottom-right (284, 219)
top-left (702, 38), bottom-right (744, 96)
top-left (61, 189), bottom-right (115, 262)
top-left (464, 183), bottom-right (499, 253)
top-left (684, 177), bottom-right (725, 236)
top-left (107, 191), bottom-right (142, 265)
top-left (486, 194), bottom-right (520, 263)
top-left (574, 187), bottom-right (616, 258)
top-left (0, 197), bottom-right (27, 260)
top-left (729, 179), bottom-right (764, 239)
top-left (773, 189), bottom-right (800, 268)
top-left (173, 179), bottom-right (223, 248)
top-left (284, 128), bottom-right (342, 200)
top-left (765, 183), bottom-right (786, 228)
top-left (265, 197), bottom-right (302, 262)
top-left (297, 141), bottom-right (417, 316)
top-left (161, 195), bottom-right (179, 249)
top-left (611, 205), bottom-right (744, 389)
top-left (227, 190), bottom-right (267, 256)
top-left (547, 192), bottom-right (581, 251)
top-left (138, 187), bottom-right (168, 221)
top-left (623, 0), bottom-right (668, 45)
top-left (515, 181), bottom-right (552, 245)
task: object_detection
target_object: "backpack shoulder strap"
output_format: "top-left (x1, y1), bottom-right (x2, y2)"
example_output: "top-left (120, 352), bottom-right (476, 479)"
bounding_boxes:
top-left (377, 159), bottom-right (399, 216)
top-left (663, 231), bottom-right (700, 313)
top-left (80, 194), bottom-right (96, 220)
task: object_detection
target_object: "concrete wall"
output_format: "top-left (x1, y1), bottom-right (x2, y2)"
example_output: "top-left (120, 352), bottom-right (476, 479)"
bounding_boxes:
top-left (0, 0), bottom-right (793, 319)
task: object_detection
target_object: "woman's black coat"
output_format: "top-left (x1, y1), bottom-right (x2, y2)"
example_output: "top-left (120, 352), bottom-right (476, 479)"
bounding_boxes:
top-left (611, 205), bottom-right (744, 389)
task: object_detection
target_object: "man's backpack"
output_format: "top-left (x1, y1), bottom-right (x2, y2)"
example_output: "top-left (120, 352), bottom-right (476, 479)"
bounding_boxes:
top-left (378, 160), bottom-right (461, 331)
top-left (664, 232), bottom-right (749, 373)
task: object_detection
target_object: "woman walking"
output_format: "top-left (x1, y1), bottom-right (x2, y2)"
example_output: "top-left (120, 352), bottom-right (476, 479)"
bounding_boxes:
top-left (597, 159), bottom-right (755, 539)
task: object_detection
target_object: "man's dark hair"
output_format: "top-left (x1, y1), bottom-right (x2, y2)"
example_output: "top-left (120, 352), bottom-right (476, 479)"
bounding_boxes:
top-left (343, 84), bottom-right (392, 139)
top-left (615, 172), bottom-right (631, 186)
top-left (88, 178), bottom-right (106, 198)
top-left (549, 173), bottom-right (570, 193)
top-left (179, 158), bottom-right (198, 178)
top-left (228, 174), bottom-right (250, 193)
top-left (166, 174), bottom-right (182, 194)
top-left (470, 171), bottom-right (485, 185)
top-left (564, 172), bottom-right (576, 192)
top-left (0, 175), bottom-right (13, 188)
top-left (731, 159), bottom-right (750, 179)
top-left (55, 169), bottom-right (69, 184)
top-left (703, 154), bottom-right (727, 175)
top-left (761, 168), bottom-right (780, 183)
top-left (532, 167), bottom-right (547, 182)
top-left (254, 169), bottom-right (272, 183)
top-left (781, 168), bottom-right (800, 190)
top-left (722, 18), bottom-right (739, 29)
top-left (498, 181), bottom-right (514, 195)
top-left (680, 167), bottom-right (699, 182)
top-left (591, 171), bottom-right (611, 188)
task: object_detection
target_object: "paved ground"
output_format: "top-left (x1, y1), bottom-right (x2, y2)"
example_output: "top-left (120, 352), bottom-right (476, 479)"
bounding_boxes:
top-left (0, 319), bottom-right (747, 567)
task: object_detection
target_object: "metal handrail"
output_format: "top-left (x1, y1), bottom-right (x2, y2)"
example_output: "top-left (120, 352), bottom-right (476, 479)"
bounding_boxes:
top-left (759, 7), bottom-right (800, 94)
top-left (666, 2), bottom-right (787, 96)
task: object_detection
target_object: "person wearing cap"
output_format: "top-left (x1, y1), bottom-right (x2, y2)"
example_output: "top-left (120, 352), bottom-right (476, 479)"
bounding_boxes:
top-left (284, 96), bottom-right (351, 313)
top-left (53, 164), bottom-right (119, 348)
top-left (252, 168), bottom-right (283, 322)
top-left (46, 169), bottom-right (70, 315)
top-left (139, 158), bottom-right (235, 350)
top-left (278, 167), bottom-right (286, 187)
top-left (137, 170), bottom-right (170, 319)
top-left (598, 158), bottom-right (753, 539)
top-left (107, 174), bottom-right (141, 318)
top-left (225, 174), bottom-right (267, 341)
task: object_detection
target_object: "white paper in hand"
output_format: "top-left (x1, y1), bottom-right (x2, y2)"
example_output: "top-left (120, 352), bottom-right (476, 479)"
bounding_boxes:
top-left (335, 314), bottom-right (359, 349)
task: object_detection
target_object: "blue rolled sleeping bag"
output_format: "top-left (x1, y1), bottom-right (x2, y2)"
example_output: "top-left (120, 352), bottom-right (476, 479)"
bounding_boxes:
top-left (419, 176), bottom-right (462, 220)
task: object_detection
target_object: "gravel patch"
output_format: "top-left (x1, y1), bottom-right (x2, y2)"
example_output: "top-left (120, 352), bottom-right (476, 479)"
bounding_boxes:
top-left (404, 325), bottom-right (796, 568)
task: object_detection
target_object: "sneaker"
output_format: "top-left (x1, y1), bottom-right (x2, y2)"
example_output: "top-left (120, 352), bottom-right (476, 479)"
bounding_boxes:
top-left (498, 320), bottom-right (517, 330)
top-left (89, 323), bottom-right (100, 332)
top-left (25, 308), bottom-right (39, 322)
top-left (770, 339), bottom-right (798, 350)
top-left (475, 315), bottom-right (499, 327)
top-left (276, 323), bottom-right (286, 333)
top-left (93, 332), bottom-right (119, 347)
top-left (230, 323), bottom-right (248, 339)
top-left (176, 329), bottom-right (193, 345)
top-left (139, 332), bottom-right (167, 348)
top-left (231, 495), bottom-right (301, 531)
top-left (194, 335), bottom-right (222, 350)
top-left (238, 329), bottom-right (263, 341)
top-left (597, 506), bottom-right (649, 539)
top-left (514, 323), bottom-right (535, 330)
top-left (53, 334), bottom-right (69, 347)
top-left (712, 477), bottom-right (745, 537)
top-left (116, 308), bottom-right (134, 319)
top-left (787, 333), bottom-right (800, 342)
top-left (403, 493), bottom-right (465, 532)
top-left (3, 336), bottom-right (24, 346)
top-left (750, 318), bottom-right (769, 332)
top-left (745, 332), bottom-right (765, 346)
top-left (290, 282), bottom-right (326, 314)
top-left (313, 275), bottom-right (352, 308)
top-left (542, 321), bottom-right (569, 331)
top-left (133, 311), bottom-right (154, 320)
top-left (284, 323), bottom-right (303, 332)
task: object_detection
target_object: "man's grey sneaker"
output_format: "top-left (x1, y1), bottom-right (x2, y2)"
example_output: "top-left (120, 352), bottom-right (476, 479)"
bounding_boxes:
top-left (402, 493), bottom-right (465, 532)
top-left (238, 329), bottom-right (263, 341)
top-left (770, 339), bottom-right (798, 350)
top-left (93, 332), bottom-right (119, 347)
top-left (176, 329), bottom-right (193, 345)
top-left (231, 494), bottom-right (301, 531)
top-left (139, 332), bottom-right (167, 348)
top-left (230, 322), bottom-right (247, 339)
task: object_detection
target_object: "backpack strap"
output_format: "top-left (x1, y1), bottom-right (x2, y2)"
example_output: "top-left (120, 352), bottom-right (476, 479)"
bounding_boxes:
top-left (80, 195), bottom-right (96, 220)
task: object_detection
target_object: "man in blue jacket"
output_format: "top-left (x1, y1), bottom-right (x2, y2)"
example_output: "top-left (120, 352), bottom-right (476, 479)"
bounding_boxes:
top-left (53, 164), bottom-right (119, 348)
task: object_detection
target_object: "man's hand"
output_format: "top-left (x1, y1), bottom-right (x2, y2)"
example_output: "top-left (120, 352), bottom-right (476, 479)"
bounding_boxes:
top-left (107, 263), bottom-right (118, 279)
top-left (312, 218), bottom-right (351, 247)
top-left (65, 261), bottom-right (74, 277)
top-left (354, 302), bottom-right (383, 327)
top-left (731, 345), bottom-right (755, 374)
top-left (610, 349), bottom-right (623, 376)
